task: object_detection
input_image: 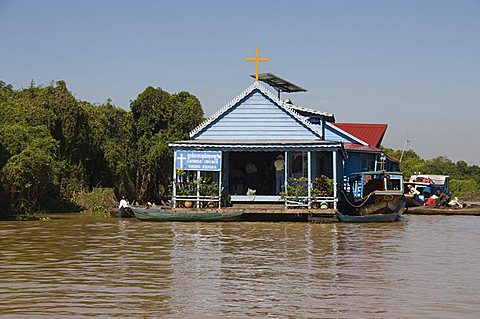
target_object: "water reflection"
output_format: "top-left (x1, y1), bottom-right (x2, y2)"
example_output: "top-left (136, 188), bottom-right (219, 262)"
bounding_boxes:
top-left (0, 215), bottom-right (479, 318)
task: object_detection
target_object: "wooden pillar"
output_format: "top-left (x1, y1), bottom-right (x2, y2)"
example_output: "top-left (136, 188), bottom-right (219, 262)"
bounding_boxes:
top-left (333, 150), bottom-right (338, 210)
top-left (307, 151), bottom-right (312, 209)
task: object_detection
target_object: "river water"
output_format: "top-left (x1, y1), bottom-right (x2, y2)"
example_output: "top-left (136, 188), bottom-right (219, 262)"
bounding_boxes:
top-left (1, 214), bottom-right (479, 318)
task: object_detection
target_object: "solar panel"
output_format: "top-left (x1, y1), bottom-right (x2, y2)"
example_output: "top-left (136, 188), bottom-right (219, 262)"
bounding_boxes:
top-left (251, 73), bottom-right (307, 93)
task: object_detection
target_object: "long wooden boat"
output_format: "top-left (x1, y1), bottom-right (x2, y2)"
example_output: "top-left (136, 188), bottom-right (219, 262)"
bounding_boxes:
top-left (337, 212), bottom-right (401, 223)
top-left (339, 171), bottom-right (406, 222)
top-left (131, 208), bottom-right (243, 222)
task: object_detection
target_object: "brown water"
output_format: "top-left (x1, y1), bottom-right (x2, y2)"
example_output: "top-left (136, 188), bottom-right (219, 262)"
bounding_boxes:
top-left (1, 214), bottom-right (479, 318)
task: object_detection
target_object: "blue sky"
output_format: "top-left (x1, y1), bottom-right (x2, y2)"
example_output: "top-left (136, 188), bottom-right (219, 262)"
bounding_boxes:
top-left (1, 0), bottom-right (479, 164)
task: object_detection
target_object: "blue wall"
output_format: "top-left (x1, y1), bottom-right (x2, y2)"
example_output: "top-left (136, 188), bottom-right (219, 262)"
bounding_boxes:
top-left (324, 124), bottom-right (360, 143)
top-left (195, 90), bottom-right (320, 140)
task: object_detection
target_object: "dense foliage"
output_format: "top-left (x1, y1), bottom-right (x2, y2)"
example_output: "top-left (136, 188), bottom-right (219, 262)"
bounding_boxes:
top-left (1, 79), bottom-right (478, 217)
top-left (381, 147), bottom-right (480, 199)
top-left (0, 81), bottom-right (204, 217)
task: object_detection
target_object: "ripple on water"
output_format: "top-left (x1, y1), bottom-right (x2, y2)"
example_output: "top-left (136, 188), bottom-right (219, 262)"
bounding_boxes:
top-left (0, 214), bottom-right (479, 318)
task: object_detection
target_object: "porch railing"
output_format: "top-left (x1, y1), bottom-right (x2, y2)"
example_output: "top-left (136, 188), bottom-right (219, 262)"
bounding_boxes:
top-left (284, 196), bottom-right (338, 209)
top-left (173, 195), bottom-right (220, 209)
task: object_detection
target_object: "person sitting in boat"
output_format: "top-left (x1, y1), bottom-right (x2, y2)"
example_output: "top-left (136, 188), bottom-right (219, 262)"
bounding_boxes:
top-left (448, 196), bottom-right (462, 209)
top-left (422, 185), bottom-right (432, 199)
top-left (407, 184), bottom-right (420, 196)
top-left (435, 190), bottom-right (450, 208)
top-left (407, 184), bottom-right (423, 204)
top-left (118, 196), bottom-right (130, 217)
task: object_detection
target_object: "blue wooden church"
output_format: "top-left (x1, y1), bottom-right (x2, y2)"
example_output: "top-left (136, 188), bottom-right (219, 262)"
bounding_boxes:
top-left (170, 81), bottom-right (397, 210)
top-left (170, 50), bottom-right (397, 210)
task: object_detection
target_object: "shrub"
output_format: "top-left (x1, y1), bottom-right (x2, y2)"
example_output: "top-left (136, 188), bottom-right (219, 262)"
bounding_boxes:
top-left (75, 187), bottom-right (117, 214)
top-left (450, 179), bottom-right (480, 200)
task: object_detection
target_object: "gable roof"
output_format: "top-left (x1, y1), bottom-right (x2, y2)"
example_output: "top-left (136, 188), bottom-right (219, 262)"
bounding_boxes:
top-left (189, 82), bottom-right (323, 139)
top-left (333, 123), bottom-right (388, 147)
top-left (324, 122), bottom-right (369, 146)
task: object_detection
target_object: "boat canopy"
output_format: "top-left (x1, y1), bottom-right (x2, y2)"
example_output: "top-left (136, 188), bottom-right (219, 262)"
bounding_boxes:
top-left (408, 175), bottom-right (450, 185)
top-left (348, 171), bottom-right (404, 199)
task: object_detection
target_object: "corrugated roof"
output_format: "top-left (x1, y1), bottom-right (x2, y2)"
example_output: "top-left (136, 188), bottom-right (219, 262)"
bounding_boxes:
top-left (333, 123), bottom-right (388, 147)
top-left (169, 139), bottom-right (344, 152)
top-left (343, 143), bottom-right (399, 163)
top-left (285, 104), bottom-right (335, 122)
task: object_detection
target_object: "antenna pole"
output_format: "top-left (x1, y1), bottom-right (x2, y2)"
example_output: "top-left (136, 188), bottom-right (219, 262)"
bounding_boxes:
top-left (399, 139), bottom-right (410, 162)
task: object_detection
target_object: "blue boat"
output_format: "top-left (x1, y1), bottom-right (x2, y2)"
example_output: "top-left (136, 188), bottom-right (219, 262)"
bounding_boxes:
top-left (339, 171), bottom-right (406, 222)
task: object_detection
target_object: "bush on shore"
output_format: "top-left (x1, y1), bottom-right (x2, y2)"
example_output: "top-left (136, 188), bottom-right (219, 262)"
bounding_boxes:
top-left (75, 187), bottom-right (117, 215)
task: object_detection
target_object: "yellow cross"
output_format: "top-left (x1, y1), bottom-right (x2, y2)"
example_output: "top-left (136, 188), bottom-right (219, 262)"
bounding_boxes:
top-left (245, 47), bottom-right (270, 81)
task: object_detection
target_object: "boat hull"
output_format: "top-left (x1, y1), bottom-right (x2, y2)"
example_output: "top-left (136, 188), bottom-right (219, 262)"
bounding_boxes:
top-left (337, 212), bottom-right (401, 223)
top-left (132, 208), bottom-right (243, 222)
top-left (342, 191), bottom-right (406, 215)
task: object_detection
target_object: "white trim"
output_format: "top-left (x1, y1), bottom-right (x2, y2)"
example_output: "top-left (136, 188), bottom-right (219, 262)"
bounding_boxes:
top-left (173, 152), bottom-right (177, 208)
top-left (333, 150), bottom-right (338, 210)
top-left (325, 122), bottom-right (369, 146)
top-left (189, 82), bottom-right (324, 139)
top-left (287, 104), bottom-right (334, 119)
top-left (171, 143), bottom-right (341, 149)
top-left (231, 195), bottom-right (282, 202)
top-left (218, 156), bottom-right (222, 209)
top-left (307, 151), bottom-right (312, 209)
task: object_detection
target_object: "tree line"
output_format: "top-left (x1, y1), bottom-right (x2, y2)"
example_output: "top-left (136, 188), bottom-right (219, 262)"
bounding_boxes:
top-left (1, 80), bottom-right (479, 217)
top-left (0, 80), bottom-right (204, 217)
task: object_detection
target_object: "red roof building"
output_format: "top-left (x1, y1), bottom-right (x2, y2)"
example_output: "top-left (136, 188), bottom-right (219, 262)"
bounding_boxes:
top-left (333, 123), bottom-right (388, 148)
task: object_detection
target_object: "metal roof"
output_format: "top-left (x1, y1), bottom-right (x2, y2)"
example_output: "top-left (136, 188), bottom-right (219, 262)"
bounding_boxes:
top-left (252, 73), bottom-right (307, 93)
top-left (325, 122), bottom-right (369, 146)
top-left (343, 143), bottom-right (399, 163)
top-left (170, 139), bottom-right (344, 152)
top-left (285, 104), bottom-right (335, 122)
top-left (334, 123), bottom-right (388, 147)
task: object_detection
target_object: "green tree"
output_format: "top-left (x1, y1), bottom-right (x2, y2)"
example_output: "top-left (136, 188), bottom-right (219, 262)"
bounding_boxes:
top-left (130, 87), bottom-right (204, 203)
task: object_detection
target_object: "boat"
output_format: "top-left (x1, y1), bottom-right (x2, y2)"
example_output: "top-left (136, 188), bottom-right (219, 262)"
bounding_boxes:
top-left (131, 208), bottom-right (243, 222)
top-left (404, 174), bottom-right (450, 207)
top-left (337, 212), bottom-right (401, 223)
top-left (111, 207), bottom-right (136, 218)
top-left (339, 171), bottom-right (406, 222)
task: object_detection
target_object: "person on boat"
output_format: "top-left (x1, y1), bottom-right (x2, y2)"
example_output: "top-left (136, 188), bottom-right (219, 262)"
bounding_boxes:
top-left (448, 196), bottom-right (462, 208)
top-left (435, 190), bottom-right (450, 208)
top-left (422, 185), bottom-right (432, 199)
top-left (425, 193), bottom-right (438, 206)
top-left (407, 184), bottom-right (423, 205)
top-left (118, 196), bottom-right (129, 217)
top-left (407, 184), bottom-right (420, 196)
top-left (274, 154), bottom-right (285, 194)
